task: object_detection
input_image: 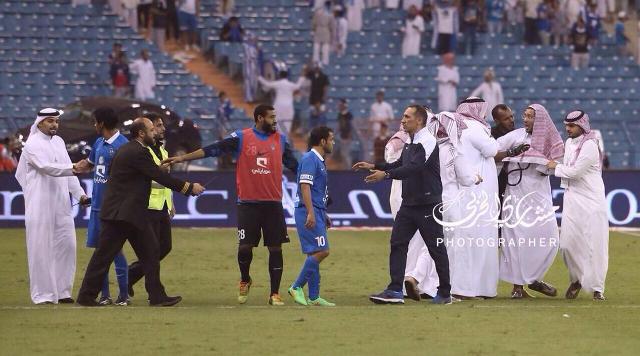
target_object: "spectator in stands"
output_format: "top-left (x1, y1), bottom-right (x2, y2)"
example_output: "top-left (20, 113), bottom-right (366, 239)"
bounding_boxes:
top-left (307, 63), bottom-right (330, 106)
top-left (486, 0), bottom-right (506, 35)
top-left (505, 0), bottom-right (524, 37)
top-left (432, 0), bottom-right (459, 55)
top-left (243, 33), bottom-right (262, 102)
top-left (337, 98), bottom-right (354, 167)
top-left (138, 0), bottom-right (153, 33)
top-left (615, 11), bottom-right (630, 56)
top-left (402, 0), bottom-right (423, 10)
top-left (121, 0), bottom-right (140, 32)
top-left (550, 0), bottom-right (569, 46)
top-left (334, 6), bottom-right (349, 57)
top-left (111, 52), bottom-right (131, 98)
top-left (366, 0), bottom-right (382, 7)
top-left (129, 49), bottom-right (157, 100)
top-left (72, 0), bottom-right (91, 6)
top-left (470, 68), bottom-right (504, 120)
top-left (570, 16), bottom-right (591, 69)
top-left (217, 91), bottom-right (233, 130)
top-left (292, 90), bottom-right (309, 134)
top-left (401, 5), bottom-right (425, 58)
top-left (165, 0), bottom-right (179, 41)
top-left (312, 1), bottom-right (336, 66)
top-left (584, 1), bottom-right (601, 45)
top-left (258, 71), bottom-right (304, 135)
top-left (220, 16), bottom-right (244, 42)
top-left (372, 122), bottom-right (390, 165)
top-left (435, 53), bottom-right (459, 112)
top-left (219, 0), bottom-right (235, 16)
top-left (178, 0), bottom-right (200, 50)
top-left (537, 0), bottom-right (552, 45)
top-left (150, 0), bottom-right (168, 51)
top-left (108, 42), bottom-right (123, 65)
top-left (369, 90), bottom-right (394, 139)
top-left (564, 0), bottom-right (584, 28)
top-left (461, 0), bottom-right (480, 55)
top-left (524, 0), bottom-right (542, 44)
top-left (346, 0), bottom-right (365, 32)
top-left (309, 102), bottom-right (328, 128)
top-left (0, 138), bottom-right (18, 172)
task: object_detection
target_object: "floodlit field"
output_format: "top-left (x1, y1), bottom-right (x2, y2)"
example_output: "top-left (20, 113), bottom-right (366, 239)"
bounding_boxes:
top-left (1, 228), bottom-right (639, 355)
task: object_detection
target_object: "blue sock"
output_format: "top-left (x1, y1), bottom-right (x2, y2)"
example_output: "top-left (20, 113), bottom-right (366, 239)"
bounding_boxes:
top-left (308, 259), bottom-right (321, 301)
top-left (101, 272), bottom-right (110, 298)
top-left (114, 250), bottom-right (128, 299)
top-left (292, 255), bottom-right (319, 289)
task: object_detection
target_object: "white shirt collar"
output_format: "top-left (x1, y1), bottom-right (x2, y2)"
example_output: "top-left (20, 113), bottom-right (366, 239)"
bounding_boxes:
top-left (412, 126), bottom-right (430, 143)
top-left (105, 131), bottom-right (121, 144)
top-left (311, 148), bottom-right (325, 161)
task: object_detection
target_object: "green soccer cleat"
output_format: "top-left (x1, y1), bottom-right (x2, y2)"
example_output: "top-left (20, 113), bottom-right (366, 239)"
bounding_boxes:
top-left (238, 279), bottom-right (252, 304)
top-left (288, 286), bottom-right (308, 306)
top-left (308, 297), bottom-right (336, 307)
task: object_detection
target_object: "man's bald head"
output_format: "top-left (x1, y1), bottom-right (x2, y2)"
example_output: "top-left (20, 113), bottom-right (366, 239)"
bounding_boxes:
top-left (130, 117), bottom-right (156, 146)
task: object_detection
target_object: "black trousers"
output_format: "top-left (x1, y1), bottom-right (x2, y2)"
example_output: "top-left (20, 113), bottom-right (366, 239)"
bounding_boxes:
top-left (437, 33), bottom-right (453, 55)
top-left (524, 18), bottom-right (540, 45)
top-left (77, 219), bottom-right (166, 304)
top-left (129, 209), bottom-right (172, 288)
top-left (387, 204), bottom-right (451, 297)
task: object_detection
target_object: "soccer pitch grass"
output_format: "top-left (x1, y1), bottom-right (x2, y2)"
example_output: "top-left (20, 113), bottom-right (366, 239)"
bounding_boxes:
top-left (1, 228), bottom-right (639, 355)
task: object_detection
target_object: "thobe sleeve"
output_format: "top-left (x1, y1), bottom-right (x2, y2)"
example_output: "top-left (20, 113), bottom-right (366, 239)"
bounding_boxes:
top-left (21, 144), bottom-right (74, 177)
top-left (67, 176), bottom-right (86, 201)
top-left (258, 77), bottom-right (276, 90)
top-left (416, 16), bottom-right (425, 32)
top-left (554, 140), bottom-right (598, 180)
top-left (386, 103), bottom-right (394, 119)
top-left (496, 129), bottom-right (519, 153)
top-left (470, 83), bottom-right (484, 98)
top-left (470, 130), bottom-right (498, 158)
top-left (496, 82), bottom-right (504, 105)
top-left (149, 64), bottom-right (156, 87)
top-left (451, 68), bottom-right (460, 85)
top-left (454, 154), bottom-right (478, 186)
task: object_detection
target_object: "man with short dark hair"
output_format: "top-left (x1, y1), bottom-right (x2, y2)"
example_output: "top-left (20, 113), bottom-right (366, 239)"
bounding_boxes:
top-left (353, 105), bottom-right (452, 305)
top-left (163, 104), bottom-right (299, 305)
top-left (288, 126), bottom-right (336, 307)
top-left (76, 117), bottom-right (205, 307)
top-left (76, 108), bottom-right (130, 306)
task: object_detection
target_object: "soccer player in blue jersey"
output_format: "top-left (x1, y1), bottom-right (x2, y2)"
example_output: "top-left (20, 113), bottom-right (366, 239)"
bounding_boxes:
top-left (78, 108), bottom-right (130, 305)
top-left (288, 126), bottom-right (336, 307)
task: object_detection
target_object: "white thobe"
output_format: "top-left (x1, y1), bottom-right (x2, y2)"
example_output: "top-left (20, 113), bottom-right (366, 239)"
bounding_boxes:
top-left (15, 131), bottom-right (85, 304)
top-left (452, 120), bottom-right (499, 297)
top-left (436, 65), bottom-right (459, 112)
top-left (497, 128), bottom-right (559, 285)
top-left (130, 58), bottom-right (156, 100)
top-left (554, 138), bottom-right (608, 293)
top-left (258, 77), bottom-right (302, 134)
top-left (369, 101), bottom-right (394, 138)
top-left (335, 17), bottom-right (349, 56)
top-left (470, 81), bottom-right (504, 120)
top-left (403, 0), bottom-right (423, 10)
top-left (386, 142), bottom-right (439, 298)
top-left (401, 15), bottom-right (425, 57)
top-left (385, 0), bottom-right (399, 8)
top-left (346, 0), bottom-right (365, 32)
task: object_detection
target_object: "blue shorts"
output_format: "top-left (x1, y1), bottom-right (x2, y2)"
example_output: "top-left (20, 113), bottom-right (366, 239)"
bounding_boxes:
top-left (178, 11), bottom-right (197, 32)
top-left (86, 210), bottom-right (101, 248)
top-left (294, 207), bottom-right (329, 254)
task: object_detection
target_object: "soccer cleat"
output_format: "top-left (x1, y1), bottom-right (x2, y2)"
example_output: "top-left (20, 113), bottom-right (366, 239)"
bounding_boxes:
top-left (593, 291), bottom-right (606, 301)
top-left (238, 279), bottom-right (252, 304)
top-left (369, 289), bottom-right (404, 304)
top-left (98, 296), bottom-right (113, 306)
top-left (431, 294), bottom-right (453, 305)
top-left (268, 293), bottom-right (285, 306)
top-left (528, 280), bottom-right (558, 297)
top-left (114, 296), bottom-right (131, 306)
top-left (288, 286), bottom-right (308, 306)
top-left (308, 297), bottom-right (336, 307)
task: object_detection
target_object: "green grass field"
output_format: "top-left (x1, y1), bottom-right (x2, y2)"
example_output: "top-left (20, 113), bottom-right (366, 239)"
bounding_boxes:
top-left (1, 228), bottom-right (639, 355)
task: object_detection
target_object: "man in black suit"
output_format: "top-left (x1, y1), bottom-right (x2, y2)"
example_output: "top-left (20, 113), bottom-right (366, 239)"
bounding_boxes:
top-left (76, 117), bottom-right (205, 307)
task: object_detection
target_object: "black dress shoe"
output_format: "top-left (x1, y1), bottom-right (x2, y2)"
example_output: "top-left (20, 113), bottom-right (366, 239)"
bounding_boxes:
top-left (58, 298), bottom-right (75, 304)
top-left (128, 284), bottom-right (135, 298)
top-left (76, 298), bottom-right (102, 307)
top-left (150, 296), bottom-right (182, 307)
top-left (36, 301), bottom-right (54, 305)
top-left (528, 280), bottom-right (558, 297)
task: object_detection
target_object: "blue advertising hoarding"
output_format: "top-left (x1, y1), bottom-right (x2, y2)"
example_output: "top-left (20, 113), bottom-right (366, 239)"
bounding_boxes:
top-left (1, 171), bottom-right (640, 228)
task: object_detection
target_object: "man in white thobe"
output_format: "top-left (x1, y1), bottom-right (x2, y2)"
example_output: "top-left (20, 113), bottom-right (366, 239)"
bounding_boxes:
top-left (312, 2), bottom-right (335, 66)
top-left (258, 73), bottom-right (304, 135)
top-left (547, 110), bottom-right (608, 301)
top-left (435, 53), bottom-right (459, 112)
top-left (401, 6), bottom-right (425, 58)
top-left (470, 68), bottom-right (504, 120)
top-left (369, 90), bottom-right (394, 139)
top-left (15, 108), bottom-right (89, 304)
top-left (334, 7), bottom-right (349, 57)
top-left (450, 98), bottom-right (499, 299)
top-left (130, 49), bottom-right (156, 101)
top-left (497, 104), bottom-right (564, 299)
top-left (346, 0), bottom-right (365, 32)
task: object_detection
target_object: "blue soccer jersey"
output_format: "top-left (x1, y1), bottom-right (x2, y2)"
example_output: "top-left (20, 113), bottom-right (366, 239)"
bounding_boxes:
top-left (87, 131), bottom-right (128, 211)
top-left (294, 149), bottom-right (328, 210)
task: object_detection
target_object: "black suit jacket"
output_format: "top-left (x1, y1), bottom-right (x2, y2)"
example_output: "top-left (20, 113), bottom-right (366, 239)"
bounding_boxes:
top-left (100, 140), bottom-right (191, 230)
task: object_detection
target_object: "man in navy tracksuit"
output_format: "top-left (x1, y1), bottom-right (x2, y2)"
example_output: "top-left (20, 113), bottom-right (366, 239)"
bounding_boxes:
top-left (353, 105), bottom-right (452, 305)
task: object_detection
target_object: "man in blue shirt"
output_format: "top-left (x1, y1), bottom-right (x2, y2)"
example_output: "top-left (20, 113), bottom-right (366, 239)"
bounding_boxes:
top-left (288, 126), bottom-right (335, 307)
top-left (78, 108), bottom-right (130, 305)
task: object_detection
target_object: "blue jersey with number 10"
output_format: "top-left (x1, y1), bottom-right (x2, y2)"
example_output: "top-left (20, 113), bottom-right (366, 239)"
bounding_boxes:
top-left (294, 149), bottom-right (328, 210)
